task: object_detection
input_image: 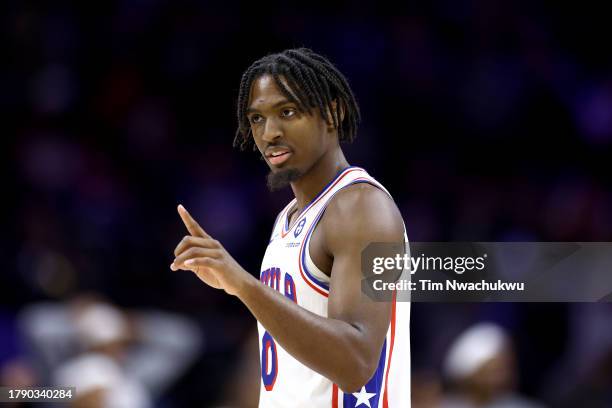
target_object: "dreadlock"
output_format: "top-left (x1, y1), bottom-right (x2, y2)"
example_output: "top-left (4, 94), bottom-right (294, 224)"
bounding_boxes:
top-left (234, 48), bottom-right (361, 151)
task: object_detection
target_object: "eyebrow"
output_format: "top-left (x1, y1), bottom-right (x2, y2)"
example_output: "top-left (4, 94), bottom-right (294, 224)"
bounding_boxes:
top-left (246, 99), bottom-right (294, 114)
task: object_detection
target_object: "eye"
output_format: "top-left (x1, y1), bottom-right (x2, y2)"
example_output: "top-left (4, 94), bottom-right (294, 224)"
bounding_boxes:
top-left (249, 114), bottom-right (263, 124)
top-left (281, 108), bottom-right (296, 118)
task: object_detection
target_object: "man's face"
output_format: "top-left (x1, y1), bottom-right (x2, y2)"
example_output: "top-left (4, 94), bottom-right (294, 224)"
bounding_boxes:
top-left (246, 74), bottom-right (332, 190)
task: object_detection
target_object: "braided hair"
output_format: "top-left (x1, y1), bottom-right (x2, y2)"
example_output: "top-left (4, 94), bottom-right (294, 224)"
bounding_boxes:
top-left (234, 48), bottom-right (361, 150)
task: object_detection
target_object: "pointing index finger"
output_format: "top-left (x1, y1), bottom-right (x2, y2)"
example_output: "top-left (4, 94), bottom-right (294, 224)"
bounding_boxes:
top-left (178, 204), bottom-right (209, 238)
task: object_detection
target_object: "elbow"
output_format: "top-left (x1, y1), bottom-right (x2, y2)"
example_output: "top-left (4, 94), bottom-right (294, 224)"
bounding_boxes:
top-left (337, 357), bottom-right (378, 394)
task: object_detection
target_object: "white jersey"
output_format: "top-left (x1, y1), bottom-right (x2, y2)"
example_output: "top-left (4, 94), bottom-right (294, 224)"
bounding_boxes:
top-left (257, 166), bottom-right (411, 408)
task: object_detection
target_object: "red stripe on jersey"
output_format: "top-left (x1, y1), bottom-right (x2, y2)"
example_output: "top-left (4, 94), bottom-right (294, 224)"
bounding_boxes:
top-left (297, 200), bottom-right (331, 297)
top-left (332, 383), bottom-right (338, 408)
top-left (382, 290), bottom-right (397, 407)
top-left (298, 261), bottom-right (329, 297)
top-left (280, 168), bottom-right (363, 238)
top-left (296, 177), bottom-right (376, 297)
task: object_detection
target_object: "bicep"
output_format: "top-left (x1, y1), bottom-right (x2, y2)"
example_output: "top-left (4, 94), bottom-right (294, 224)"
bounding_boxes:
top-left (325, 184), bottom-right (405, 348)
top-left (327, 245), bottom-right (391, 343)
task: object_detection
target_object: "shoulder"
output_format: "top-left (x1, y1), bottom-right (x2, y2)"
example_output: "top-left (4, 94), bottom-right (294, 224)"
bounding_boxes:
top-left (321, 182), bottom-right (404, 252)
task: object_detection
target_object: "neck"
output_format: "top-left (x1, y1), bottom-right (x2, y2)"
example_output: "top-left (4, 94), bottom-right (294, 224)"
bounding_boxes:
top-left (290, 146), bottom-right (350, 211)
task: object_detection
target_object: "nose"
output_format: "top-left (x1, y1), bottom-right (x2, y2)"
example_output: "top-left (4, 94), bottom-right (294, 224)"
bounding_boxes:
top-left (261, 117), bottom-right (283, 143)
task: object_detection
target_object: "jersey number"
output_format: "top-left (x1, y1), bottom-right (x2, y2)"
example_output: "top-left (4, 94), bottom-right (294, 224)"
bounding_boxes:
top-left (259, 268), bottom-right (298, 390)
top-left (261, 331), bottom-right (278, 390)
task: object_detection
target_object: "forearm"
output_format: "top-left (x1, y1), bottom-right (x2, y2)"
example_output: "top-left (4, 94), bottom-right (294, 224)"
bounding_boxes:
top-left (237, 275), bottom-right (376, 392)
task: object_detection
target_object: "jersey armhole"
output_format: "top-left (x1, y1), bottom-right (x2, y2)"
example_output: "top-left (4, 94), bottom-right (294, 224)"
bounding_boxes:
top-left (304, 179), bottom-right (393, 282)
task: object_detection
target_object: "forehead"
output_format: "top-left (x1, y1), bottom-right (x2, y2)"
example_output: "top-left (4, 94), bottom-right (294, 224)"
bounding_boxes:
top-left (248, 74), bottom-right (295, 110)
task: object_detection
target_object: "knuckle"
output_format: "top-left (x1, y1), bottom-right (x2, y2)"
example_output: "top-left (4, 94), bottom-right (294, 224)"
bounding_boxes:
top-left (177, 249), bottom-right (192, 261)
top-left (186, 247), bottom-right (200, 257)
top-left (174, 236), bottom-right (191, 255)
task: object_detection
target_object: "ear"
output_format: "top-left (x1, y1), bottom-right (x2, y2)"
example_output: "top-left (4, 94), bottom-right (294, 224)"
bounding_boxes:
top-left (327, 99), bottom-right (345, 129)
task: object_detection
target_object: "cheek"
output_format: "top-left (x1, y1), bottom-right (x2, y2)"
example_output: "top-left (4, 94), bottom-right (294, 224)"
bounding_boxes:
top-left (251, 129), bottom-right (264, 151)
top-left (298, 135), bottom-right (327, 165)
top-left (302, 119), bottom-right (328, 149)
top-left (296, 130), bottom-right (322, 157)
top-left (312, 126), bottom-right (331, 153)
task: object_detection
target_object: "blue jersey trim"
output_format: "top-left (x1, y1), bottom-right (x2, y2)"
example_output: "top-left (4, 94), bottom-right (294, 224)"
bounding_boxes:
top-left (342, 338), bottom-right (387, 407)
top-left (299, 178), bottom-right (383, 293)
top-left (283, 166), bottom-right (364, 235)
top-left (299, 208), bottom-right (331, 291)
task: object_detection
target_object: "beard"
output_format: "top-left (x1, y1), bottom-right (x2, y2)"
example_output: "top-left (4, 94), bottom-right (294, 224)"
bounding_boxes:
top-left (266, 168), bottom-right (302, 191)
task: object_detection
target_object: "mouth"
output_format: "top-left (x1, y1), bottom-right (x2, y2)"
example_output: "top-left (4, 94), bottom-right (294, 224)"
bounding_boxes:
top-left (265, 148), bottom-right (293, 166)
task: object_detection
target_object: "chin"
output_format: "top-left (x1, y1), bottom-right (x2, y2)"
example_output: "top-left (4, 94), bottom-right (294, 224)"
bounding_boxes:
top-left (266, 167), bottom-right (302, 191)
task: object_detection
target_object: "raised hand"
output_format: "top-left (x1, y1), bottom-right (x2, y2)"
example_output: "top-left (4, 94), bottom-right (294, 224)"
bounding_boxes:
top-left (171, 204), bottom-right (252, 296)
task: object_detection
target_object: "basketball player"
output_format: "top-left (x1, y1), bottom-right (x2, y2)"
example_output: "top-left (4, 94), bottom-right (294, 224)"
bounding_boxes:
top-left (171, 48), bottom-right (410, 407)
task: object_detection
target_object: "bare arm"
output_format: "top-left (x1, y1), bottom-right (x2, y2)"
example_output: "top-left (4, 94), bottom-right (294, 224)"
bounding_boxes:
top-left (171, 185), bottom-right (404, 392)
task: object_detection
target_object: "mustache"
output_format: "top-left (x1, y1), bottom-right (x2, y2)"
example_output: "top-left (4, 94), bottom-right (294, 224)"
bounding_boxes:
top-left (264, 142), bottom-right (292, 151)
top-left (259, 143), bottom-right (291, 160)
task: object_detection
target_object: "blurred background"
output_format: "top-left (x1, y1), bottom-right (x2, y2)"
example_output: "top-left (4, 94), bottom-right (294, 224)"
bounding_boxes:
top-left (3, 0), bottom-right (612, 407)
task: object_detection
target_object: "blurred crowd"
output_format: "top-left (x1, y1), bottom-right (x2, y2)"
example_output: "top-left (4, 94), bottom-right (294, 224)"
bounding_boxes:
top-left (8, 293), bottom-right (201, 407)
top-left (3, 0), bottom-right (612, 406)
